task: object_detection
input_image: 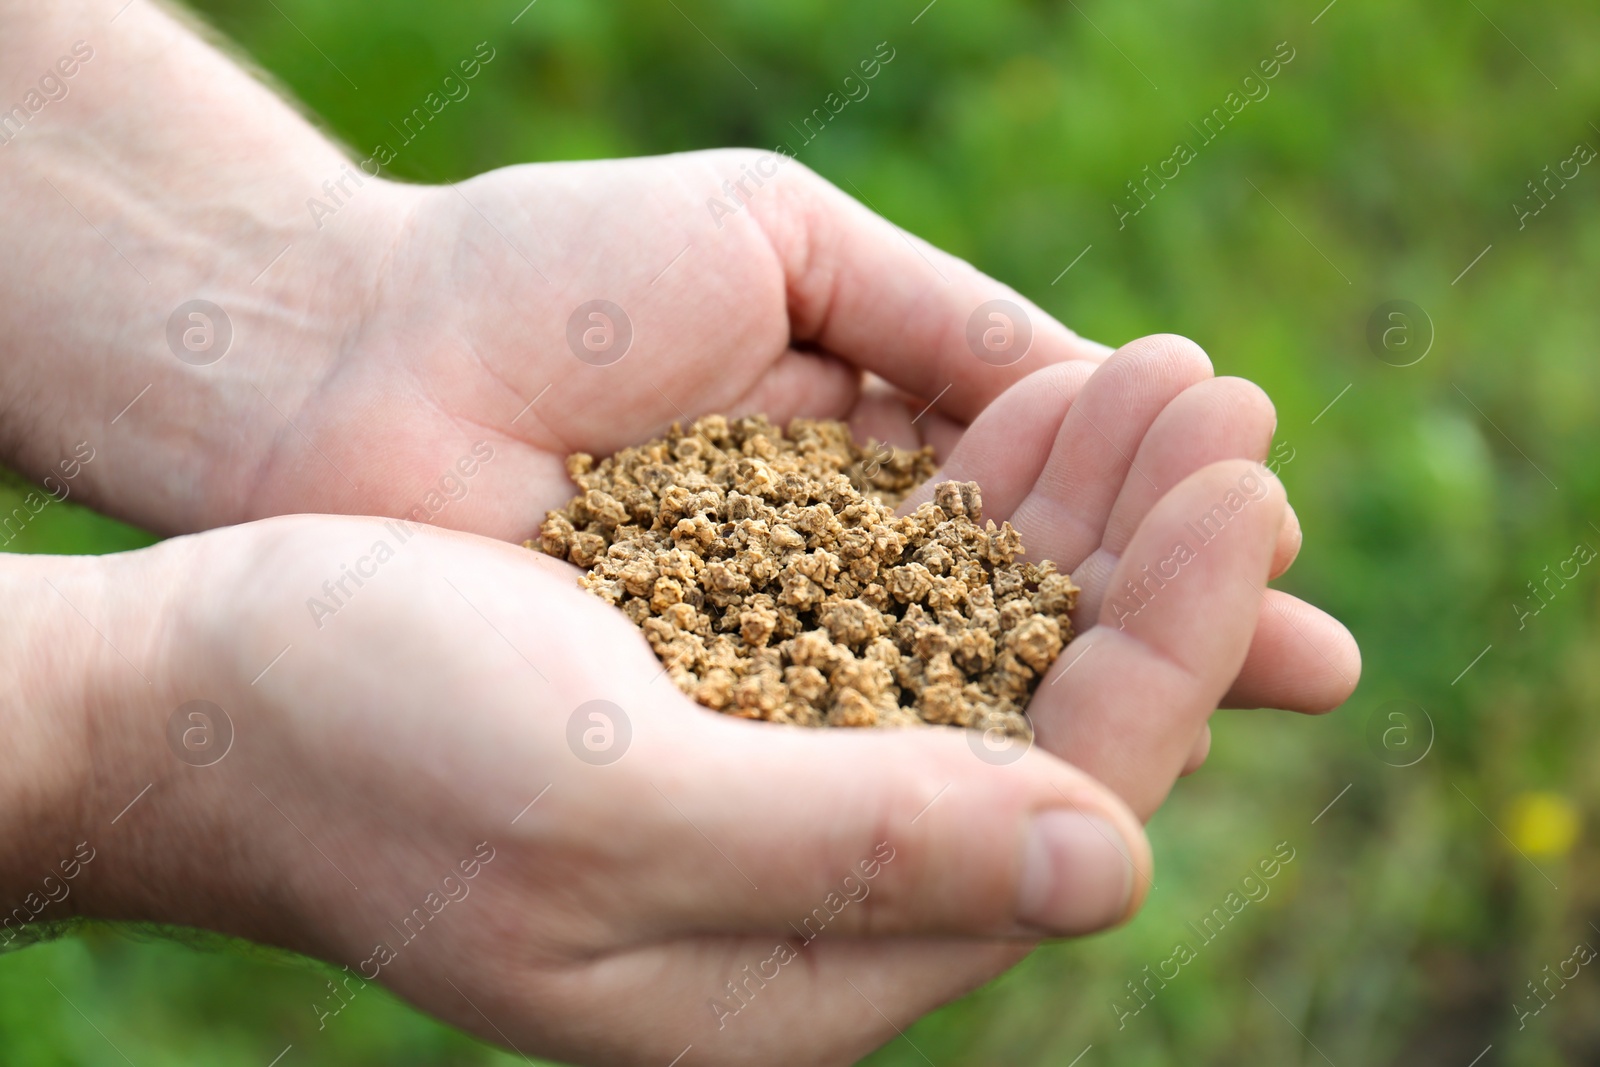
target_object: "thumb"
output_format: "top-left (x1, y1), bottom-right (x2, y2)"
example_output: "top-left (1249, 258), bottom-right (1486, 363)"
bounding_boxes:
top-left (742, 158), bottom-right (1111, 423)
top-left (630, 718), bottom-right (1152, 941)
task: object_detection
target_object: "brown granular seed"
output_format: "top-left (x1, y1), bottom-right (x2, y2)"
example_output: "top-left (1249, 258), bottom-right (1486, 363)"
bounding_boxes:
top-left (529, 415), bottom-right (1078, 740)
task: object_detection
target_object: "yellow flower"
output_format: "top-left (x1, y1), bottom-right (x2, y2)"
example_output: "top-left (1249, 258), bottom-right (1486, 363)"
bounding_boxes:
top-left (1506, 792), bottom-right (1581, 858)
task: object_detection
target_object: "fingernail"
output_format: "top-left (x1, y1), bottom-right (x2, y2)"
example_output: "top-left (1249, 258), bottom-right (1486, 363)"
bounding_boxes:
top-left (1017, 810), bottom-right (1134, 935)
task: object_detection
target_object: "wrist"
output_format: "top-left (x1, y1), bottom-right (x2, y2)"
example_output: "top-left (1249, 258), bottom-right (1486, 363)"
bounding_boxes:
top-left (27, 523), bottom-right (376, 960)
top-left (0, 534), bottom-right (300, 948)
top-left (0, 550), bottom-right (148, 941)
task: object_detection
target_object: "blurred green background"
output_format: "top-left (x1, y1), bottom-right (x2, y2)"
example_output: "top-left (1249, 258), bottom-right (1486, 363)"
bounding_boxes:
top-left (6, 0), bottom-right (1600, 1063)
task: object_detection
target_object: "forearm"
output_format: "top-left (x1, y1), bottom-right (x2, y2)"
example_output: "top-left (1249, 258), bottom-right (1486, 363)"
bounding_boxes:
top-left (0, 0), bottom-right (406, 533)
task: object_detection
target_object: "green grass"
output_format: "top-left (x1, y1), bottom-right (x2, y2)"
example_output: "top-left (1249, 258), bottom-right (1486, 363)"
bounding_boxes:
top-left (6, 0), bottom-right (1600, 1063)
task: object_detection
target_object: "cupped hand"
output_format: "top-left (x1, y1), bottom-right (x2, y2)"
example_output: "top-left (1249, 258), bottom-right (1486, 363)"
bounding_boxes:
top-left (73, 476), bottom-right (1289, 1066)
top-left (234, 150), bottom-right (1105, 539)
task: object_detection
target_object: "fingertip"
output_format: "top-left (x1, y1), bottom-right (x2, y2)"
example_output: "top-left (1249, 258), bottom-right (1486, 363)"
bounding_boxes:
top-left (1209, 376), bottom-right (1278, 441)
top-left (1078, 336), bottom-right (1216, 427)
top-left (1247, 460), bottom-right (1290, 534)
top-left (1180, 725), bottom-right (1212, 777)
top-left (1220, 593), bottom-right (1363, 713)
top-left (1309, 618), bottom-right (1362, 713)
top-left (1271, 501), bottom-right (1303, 578)
top-left (1192, 458), bottom-right (1289, 527)
top-left (1111, 795), bottom-right (1155, 920)
top-left (1269, 592), bottom-right (1361, 714)
top-left (1024, 776), bottom-right (1154, 933)
top-left (1113, 333), bottom-right (1215, 380)
top-left (1081, 773), bottom-right (1154, 908)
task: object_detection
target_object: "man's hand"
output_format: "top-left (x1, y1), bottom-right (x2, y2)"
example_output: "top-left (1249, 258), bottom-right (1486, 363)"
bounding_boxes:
top-left (0, 7), bottom-right (1359, 1063)
top-left (0, 455), bottom-right (1308, 1066)
top-left (234, 150), bottom-right (1109, 542)
top-left (18, 516), bottom-right (1157, 1067)
top-left (0, 2), bottom-right (1332, 723)
top-left (0, 2), bottom-right (1106, 539)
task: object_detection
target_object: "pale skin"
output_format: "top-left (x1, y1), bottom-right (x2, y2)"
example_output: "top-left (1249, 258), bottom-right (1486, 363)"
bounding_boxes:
top-left (0, 3), bottom-right (1359, 1065)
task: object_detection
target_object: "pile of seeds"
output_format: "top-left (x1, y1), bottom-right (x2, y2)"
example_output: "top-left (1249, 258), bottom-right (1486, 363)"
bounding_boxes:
top-left (532, 415), bottom-right (1077, 739)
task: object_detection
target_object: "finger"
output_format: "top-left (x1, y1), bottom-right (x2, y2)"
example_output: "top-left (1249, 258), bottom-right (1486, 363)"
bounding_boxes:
top-left (1273, 502), bottom-right (1302, 578)
top-left (1219, 590), bottom-right (1360, 711)
top-left (1181, 725), bottom-right (1211, 777)
top-left (896, 360), bottom-right (1097, 515)
top-left (1006, 335), bottom-right (1215, 569)
top-left (1052, 375), bottom-right (1334, 714)
top-left (846, 375), bottom-right (925, 450)
top-left (920, 410), bottom-right (966, 463)
top-left (1072, 375), bottom-right (1279, 621)
top-left (615, 715), bottom-right (1151, 943)
top-left (744, 157), bottom-right (1111, 423)
top-left (1029, 460), bottom-right (1287, 819)
top-left (897, 363), bottom-right (1315, 714)
top-left (722, 347), bottom-right (862, 425)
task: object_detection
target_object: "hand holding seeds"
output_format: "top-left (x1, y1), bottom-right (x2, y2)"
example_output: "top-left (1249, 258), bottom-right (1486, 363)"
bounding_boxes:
top-left (0, 6), bottom-right (1357, 1058)
top-left (49, 411), bottom-right (1331, 1064)
top-left (5, 334), bottom-right (1355, 1067)
top-left (537, 337), bottom-right (1358, 819)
